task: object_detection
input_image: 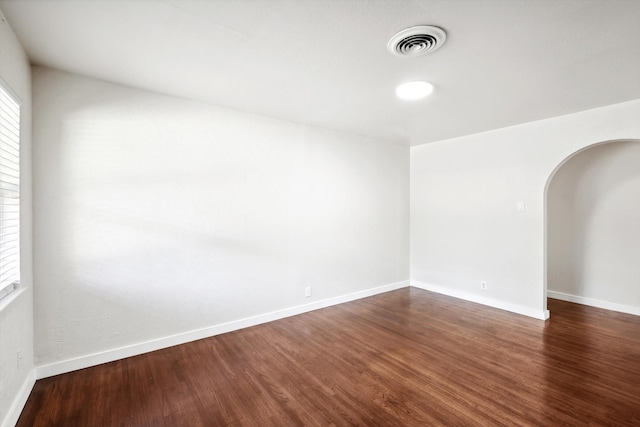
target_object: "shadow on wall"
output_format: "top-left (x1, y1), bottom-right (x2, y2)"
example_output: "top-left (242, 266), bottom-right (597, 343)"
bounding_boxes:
top-left (32, 68), bottom-right (409, 364)
top-left (546, 139), bottom-right (640, 310)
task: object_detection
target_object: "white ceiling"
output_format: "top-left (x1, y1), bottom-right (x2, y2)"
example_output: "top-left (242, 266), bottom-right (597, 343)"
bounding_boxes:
top-left (1, 0), bottom-right (639, 145)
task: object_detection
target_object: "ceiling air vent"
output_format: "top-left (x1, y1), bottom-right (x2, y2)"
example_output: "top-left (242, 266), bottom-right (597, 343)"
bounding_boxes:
top-left (387, 25), bottom-right (447, 57)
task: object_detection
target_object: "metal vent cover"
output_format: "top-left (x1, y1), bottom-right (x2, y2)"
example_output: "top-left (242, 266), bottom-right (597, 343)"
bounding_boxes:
top-left (387, 25), bottom-right (447, 57)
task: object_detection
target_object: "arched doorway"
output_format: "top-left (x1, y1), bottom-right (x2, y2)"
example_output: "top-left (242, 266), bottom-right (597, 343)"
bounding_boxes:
top-left (544, 139), bottom-right (640, 315)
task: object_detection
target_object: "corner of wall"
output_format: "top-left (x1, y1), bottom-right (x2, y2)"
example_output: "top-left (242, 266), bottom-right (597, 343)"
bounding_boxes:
top-left (1, 368), bottom-right (36, 427)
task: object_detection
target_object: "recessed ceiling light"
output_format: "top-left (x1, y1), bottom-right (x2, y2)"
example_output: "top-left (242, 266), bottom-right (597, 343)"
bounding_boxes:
top-left (395, 81), bottom-right (434, 100)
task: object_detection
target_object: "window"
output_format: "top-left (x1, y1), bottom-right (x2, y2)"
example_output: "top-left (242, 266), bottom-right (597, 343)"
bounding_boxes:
top-left (0, 81), bottom-right (20, 301)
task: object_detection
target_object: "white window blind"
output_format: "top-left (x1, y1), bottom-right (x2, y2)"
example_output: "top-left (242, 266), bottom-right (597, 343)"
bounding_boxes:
top-left (0, 82), bottom-right (20, 301)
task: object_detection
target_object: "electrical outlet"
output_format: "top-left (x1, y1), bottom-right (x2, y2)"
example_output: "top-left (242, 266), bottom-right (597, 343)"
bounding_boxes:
top-left (480, 281), bottom-right (487, 291)
top-left (304, 286), bottom-right (312, 298)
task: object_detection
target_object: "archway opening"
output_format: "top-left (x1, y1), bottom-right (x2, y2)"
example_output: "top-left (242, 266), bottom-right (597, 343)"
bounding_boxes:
top-left (544, 139), bottom-right (640, 316)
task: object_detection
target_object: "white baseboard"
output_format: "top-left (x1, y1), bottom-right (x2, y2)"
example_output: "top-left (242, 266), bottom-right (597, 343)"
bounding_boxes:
top-left (547, 290), bottom-right (640, 316)
top-left (411, 280), bottom-right (550, 320)
top-left (2, 368), bottom-right (35, 427)
top-left (36, 280), bottom-right (409, 379)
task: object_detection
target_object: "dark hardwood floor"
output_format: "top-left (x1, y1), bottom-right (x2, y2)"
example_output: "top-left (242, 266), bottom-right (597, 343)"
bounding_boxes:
top-left (18, 287), bottom-right (640, 426)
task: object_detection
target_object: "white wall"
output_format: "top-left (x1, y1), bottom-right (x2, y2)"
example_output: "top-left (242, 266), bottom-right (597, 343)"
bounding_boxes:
top-left (32, 67), bottom-right (409, 370)
top-left (0, 7), bottom-right (34, 427)
top-left (547, 140), bottom-right (640, 314)
top-left (410, 100), bottom-right (640, 319)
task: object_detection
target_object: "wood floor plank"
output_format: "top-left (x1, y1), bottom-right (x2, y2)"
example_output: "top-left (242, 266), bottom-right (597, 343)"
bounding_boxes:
top-left (17, 288), bottom-right (640, 426)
